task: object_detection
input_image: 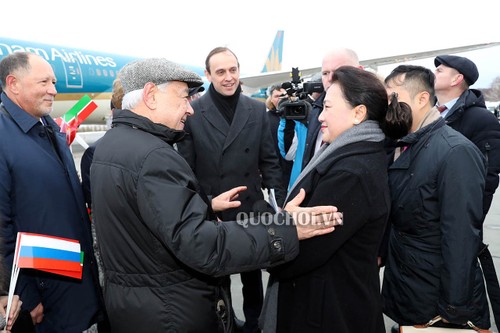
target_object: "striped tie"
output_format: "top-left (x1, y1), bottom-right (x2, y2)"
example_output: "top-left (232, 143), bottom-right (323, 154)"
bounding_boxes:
top-left (437, 105), bottom-right (447, 113)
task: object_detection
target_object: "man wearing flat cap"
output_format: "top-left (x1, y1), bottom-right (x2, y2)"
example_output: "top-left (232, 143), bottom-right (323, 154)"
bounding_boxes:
top-left (434, 55), bottom-right (500, 221)
top-left (89, 58), bottom-right (340, 332)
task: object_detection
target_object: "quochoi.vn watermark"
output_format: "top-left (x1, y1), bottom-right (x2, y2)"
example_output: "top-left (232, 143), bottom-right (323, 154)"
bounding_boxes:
top-left (235, 211), bottom-right (342, 228)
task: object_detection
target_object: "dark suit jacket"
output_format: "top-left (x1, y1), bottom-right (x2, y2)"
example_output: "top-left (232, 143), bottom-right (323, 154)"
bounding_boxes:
top-left (177, 92), bottom-right (285, 220)
top-left (0, 95), bottom-right (102, 332)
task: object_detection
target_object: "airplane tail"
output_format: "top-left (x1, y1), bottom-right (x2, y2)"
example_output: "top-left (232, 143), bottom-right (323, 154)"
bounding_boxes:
top-left (261, 30), bottom-right (284, 73)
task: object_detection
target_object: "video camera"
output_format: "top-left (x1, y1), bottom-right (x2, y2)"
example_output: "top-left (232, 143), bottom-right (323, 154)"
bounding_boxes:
top-left (278, 68), bottom-right (324, 120)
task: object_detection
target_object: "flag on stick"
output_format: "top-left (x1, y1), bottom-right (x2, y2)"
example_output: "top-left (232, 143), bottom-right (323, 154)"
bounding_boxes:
top-left (54, 94), bottom-right (98, 145)
top-left (6, 232), bottom-right (84, 329)
top-left (15, 232), bottom-right (83, 279)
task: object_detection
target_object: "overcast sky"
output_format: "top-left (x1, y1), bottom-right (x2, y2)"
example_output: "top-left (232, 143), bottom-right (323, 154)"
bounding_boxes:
top-left (3, 0), bottom-right (499, 88)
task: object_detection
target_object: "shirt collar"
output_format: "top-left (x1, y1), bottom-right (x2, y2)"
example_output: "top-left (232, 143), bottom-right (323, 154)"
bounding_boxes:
top-left (438, 97), bottom-right (459, 118)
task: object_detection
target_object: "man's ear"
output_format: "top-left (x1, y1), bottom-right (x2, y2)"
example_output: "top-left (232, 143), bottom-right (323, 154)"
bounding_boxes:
top-left (5, 75), bottom-right (20, 94)
top-left (204, 69), bottom-right (212, 83)
top-left (143, 82), bottom-right (157, 109)
top-left (417, 91), bottom-right (431, 108)
top-left (451, 73), bottom-right (465, 87)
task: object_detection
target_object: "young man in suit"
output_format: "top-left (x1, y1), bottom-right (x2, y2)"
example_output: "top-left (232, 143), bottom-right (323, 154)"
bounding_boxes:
top-left (177, 47), bottom-right (286, 333)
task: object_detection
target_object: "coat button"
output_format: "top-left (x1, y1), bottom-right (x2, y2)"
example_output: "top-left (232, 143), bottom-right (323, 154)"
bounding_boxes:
top-left (272, 240), bottom-right (282, 251)
top-left (245, 148), bottom-right (250, 153)
top-left (268, 228), bottom-right (276, 236)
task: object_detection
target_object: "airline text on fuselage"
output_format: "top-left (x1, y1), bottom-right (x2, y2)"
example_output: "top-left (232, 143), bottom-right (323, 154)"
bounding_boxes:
top-left (0, 42), bottom-right (117, 67)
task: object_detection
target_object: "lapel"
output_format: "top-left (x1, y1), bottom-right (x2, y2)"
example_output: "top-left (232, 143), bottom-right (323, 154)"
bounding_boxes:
top-left (198, 94), bottom-right (251, 151)
top-left (201, 102), bottom-right (230, 135)
top-left (223, 98), bottom-right (250, 150)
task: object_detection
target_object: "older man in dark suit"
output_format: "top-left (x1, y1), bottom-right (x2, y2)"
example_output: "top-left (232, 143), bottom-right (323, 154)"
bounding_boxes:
top-left (0, 52), bottom-right (105, 332)
top-left (177, 47), bottom-right (285, 333)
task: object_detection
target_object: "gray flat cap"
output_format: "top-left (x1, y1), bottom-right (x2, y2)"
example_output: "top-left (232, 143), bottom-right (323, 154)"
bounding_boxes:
top-left (119, 58), bottom-right (204, 94)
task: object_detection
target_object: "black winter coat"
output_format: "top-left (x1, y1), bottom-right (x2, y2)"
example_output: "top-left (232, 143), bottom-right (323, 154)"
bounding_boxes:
top-left (270, 141), bottom-right (390, 333)
top-left (91, 110), bottom-right (299, 333)
top-left (177, 92), bottom-right (286, 219)
top-left (445, 89), bottom-right (500, 218)
top-left (382, 119), bottom-right (490, 328)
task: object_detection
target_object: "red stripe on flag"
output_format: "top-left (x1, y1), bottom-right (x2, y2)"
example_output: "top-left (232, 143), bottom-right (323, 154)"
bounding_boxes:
top-left (68, 101), bottom-right (98, 128)
top-left (18, 257), bottom-right (82, 272)
top-left (39, 268), bottom-right (82, 279)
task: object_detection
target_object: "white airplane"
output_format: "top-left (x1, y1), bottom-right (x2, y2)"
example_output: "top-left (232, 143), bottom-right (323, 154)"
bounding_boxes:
top-left (0, 31), bottom-right (285, 127)
top-left (239, 42), bottom-right (500, 93)
top-left (1, 32), bottom-right (498, 137)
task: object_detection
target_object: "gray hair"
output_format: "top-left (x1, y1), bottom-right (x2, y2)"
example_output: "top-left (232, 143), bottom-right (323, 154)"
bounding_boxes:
top-left (121, 82), bottom-right (169, 109)
top-left (0, 52), bottom-right (32, 88)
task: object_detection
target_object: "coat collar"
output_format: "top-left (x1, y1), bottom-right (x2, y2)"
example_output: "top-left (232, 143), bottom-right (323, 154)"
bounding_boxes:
top-left (112, 109), bottom-right (186, 144)
top-left (196, 93), bottom-right (251, 150)
top-left (315, 141), bottom-right (384, 175)
top-left (391, 117), bottom-right (445, 170)
top-left (445, 88), bottom-right (486, 123)
top-left (0, 93), bottom-right (57, 133)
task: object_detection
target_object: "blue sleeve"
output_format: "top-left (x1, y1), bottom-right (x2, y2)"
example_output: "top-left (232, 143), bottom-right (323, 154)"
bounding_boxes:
top-left (278, 118), bottom-right (288, 159)
top-left (287, 121), bottom-right (308, 191)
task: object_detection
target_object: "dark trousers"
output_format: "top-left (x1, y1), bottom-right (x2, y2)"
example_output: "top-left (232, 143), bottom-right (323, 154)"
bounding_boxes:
top-left (240, 269), bottom-right (263, 333)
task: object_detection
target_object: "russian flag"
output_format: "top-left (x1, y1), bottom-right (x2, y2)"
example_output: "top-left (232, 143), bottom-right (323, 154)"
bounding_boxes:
top-left (15, 232), bottom-right (83, 279)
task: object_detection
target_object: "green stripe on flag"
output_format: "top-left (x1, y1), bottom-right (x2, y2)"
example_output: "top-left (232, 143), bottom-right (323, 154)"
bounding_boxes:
top-left (69, 100), bottom-right (98, 128)
top-left (80, 251), bottom-right (84, 266)
top-left (62, 95), bottom-right (92, 122)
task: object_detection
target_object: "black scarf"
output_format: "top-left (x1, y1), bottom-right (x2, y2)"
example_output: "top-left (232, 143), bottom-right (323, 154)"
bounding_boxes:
top-left (208, 83), bottom-right (242, 124)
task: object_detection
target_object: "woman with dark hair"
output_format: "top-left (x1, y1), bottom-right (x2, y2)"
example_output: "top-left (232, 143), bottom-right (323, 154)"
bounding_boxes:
top-left (261, 66), bottom-right (411, 333)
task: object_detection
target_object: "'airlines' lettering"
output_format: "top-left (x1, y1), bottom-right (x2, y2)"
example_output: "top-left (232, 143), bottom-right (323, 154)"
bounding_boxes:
top-left (0, 42), bottom-right (117, 68)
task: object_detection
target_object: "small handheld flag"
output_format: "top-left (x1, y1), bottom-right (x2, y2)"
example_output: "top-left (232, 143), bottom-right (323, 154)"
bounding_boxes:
top-left (54, 95), bottom-right (98, 145)
top-left (6, 232), bottom-right (84, 328)
top-left (15, 232), bottom-right (83, 279)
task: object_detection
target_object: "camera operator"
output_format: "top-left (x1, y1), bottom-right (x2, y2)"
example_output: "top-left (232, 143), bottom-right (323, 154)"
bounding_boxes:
top-left (278, 48), bottom-right (362, 190)
top-left (266, 84), bottom-right (294, 190)
top-left (277, 70), bottom-right (321, 190)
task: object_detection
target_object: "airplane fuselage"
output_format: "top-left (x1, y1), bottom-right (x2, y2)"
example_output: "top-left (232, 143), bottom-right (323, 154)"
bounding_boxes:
top-left (0, 37), bottom-right (207, 124)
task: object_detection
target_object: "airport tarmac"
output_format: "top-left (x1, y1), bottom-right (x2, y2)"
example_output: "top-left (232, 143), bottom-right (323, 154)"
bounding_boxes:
top-left (72, 144), bottom-right (499, 332)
